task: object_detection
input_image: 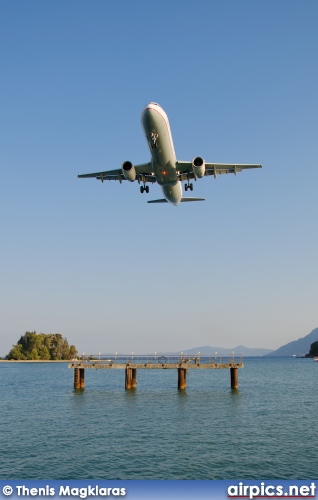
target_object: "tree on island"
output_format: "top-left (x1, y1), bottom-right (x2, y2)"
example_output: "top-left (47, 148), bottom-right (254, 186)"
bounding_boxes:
top-left (307, 341), bottom-right (318, 358)
top-left (6, 331), bottom-right (78, 360)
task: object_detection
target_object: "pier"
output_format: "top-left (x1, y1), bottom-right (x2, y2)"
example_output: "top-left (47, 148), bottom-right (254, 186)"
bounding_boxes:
top-left (69, 354), bottom-right (244, 390)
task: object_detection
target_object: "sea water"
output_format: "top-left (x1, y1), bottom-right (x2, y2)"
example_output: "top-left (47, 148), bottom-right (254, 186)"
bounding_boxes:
top-left (0, 357), bottom-right (317, 479)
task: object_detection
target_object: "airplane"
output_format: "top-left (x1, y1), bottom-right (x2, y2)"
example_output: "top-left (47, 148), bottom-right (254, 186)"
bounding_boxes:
top-left (78, 102), bottom-right (262, 206)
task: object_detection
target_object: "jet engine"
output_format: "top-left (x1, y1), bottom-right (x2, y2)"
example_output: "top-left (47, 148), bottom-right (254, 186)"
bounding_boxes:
top-left (122, 161), bottom-right (136, 182)
top-left (192, 157), bottom-right (205, 178)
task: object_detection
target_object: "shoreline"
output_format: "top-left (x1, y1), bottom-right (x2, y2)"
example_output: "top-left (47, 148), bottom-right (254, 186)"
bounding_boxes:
top-left (0, 359), bottom-right (73, 363)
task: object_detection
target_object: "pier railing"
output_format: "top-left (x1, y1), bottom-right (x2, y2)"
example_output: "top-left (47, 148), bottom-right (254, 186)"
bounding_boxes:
top-left (70, 353), bottom-right (243, 365)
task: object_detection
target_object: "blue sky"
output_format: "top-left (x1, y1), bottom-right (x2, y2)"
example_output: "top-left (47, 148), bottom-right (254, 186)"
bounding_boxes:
top-left (1, 0), bottom-right (317, 355)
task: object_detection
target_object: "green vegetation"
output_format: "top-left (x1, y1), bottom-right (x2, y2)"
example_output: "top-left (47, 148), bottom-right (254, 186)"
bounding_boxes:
top-left (6, 331), bottom-right (78, 360)
top-left (307, 341), bottom-right (318, 357)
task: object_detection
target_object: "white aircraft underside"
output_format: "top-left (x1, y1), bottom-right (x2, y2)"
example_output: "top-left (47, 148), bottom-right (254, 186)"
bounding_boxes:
top-left (78, 102), bottom-right (262, 206)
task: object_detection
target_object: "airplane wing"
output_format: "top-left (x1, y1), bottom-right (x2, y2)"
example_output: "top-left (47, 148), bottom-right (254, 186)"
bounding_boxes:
top-left (78, 162), bottom-right (155, 183)
top-left (176, 161), bottom-right (262, 180)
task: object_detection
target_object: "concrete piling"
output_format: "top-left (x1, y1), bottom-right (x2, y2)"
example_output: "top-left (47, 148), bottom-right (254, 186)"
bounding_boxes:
top-left (74, 367), bottom-right (85, 389)
top-left (178, 368), bottom-right (187, 390)
top-left (230, 367), bottom-right (239, 389)
top-left (80, 368), bottom-right (85, 389)
top-left (125, 367), bottom-right (137, 389)
top-left (125, 367), bottom-right (132, 389)
top-left (74, 368), bottom-right (80, 389)
top-left (131, 368), bottom-right (137, 388)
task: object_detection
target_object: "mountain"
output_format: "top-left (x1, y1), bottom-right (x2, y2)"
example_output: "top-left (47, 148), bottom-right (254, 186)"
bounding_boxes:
top-left (164, 345), bottom-right (273, 356)
top-left (266, 327), bottom-right (318, 357)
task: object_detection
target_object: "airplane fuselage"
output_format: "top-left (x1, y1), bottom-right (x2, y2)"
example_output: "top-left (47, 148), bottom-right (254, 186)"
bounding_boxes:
top-left (141, 103), bottom-right (182, 205)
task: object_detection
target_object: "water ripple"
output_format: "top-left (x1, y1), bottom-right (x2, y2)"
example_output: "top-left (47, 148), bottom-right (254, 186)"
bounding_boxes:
top-left (0, 358), bottom-right (317, 479)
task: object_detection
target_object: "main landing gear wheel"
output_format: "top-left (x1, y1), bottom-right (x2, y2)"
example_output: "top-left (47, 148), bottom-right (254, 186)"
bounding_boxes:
top-left (185, 183), bottom-right (193, 192)
top-left (140, 185), bottom-right (149, 194)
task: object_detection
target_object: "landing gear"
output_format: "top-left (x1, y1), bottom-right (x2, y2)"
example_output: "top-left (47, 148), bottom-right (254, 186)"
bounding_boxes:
top-left (140, 185), bottom-right (149, 194)
top-left (185, 183), bottom-right (193, 192)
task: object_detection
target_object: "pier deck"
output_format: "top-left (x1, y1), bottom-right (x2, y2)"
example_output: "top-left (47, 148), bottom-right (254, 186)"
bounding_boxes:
top-left (68, 355), bottom-right (244, 390)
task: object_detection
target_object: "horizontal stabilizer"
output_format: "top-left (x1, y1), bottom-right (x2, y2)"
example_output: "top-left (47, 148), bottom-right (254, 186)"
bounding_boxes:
top-left (147, 197), bottom-right (205, 204)
top-left (180, 197), bottom-right (205, 202)
top-left (147, 199), bottom-right (168, 203)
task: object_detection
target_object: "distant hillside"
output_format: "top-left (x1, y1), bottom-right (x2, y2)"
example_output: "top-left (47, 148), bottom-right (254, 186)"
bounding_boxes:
top-left (164, 345), bottom-right (273, 356)
top-left (266, 327), bottom-right (318, 357)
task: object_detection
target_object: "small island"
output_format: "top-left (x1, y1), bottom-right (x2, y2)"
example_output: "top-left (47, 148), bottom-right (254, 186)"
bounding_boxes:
top-left (6, 331), bottom-right (78, 360)
top-left (306, 341), bottom-right (318, 358)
